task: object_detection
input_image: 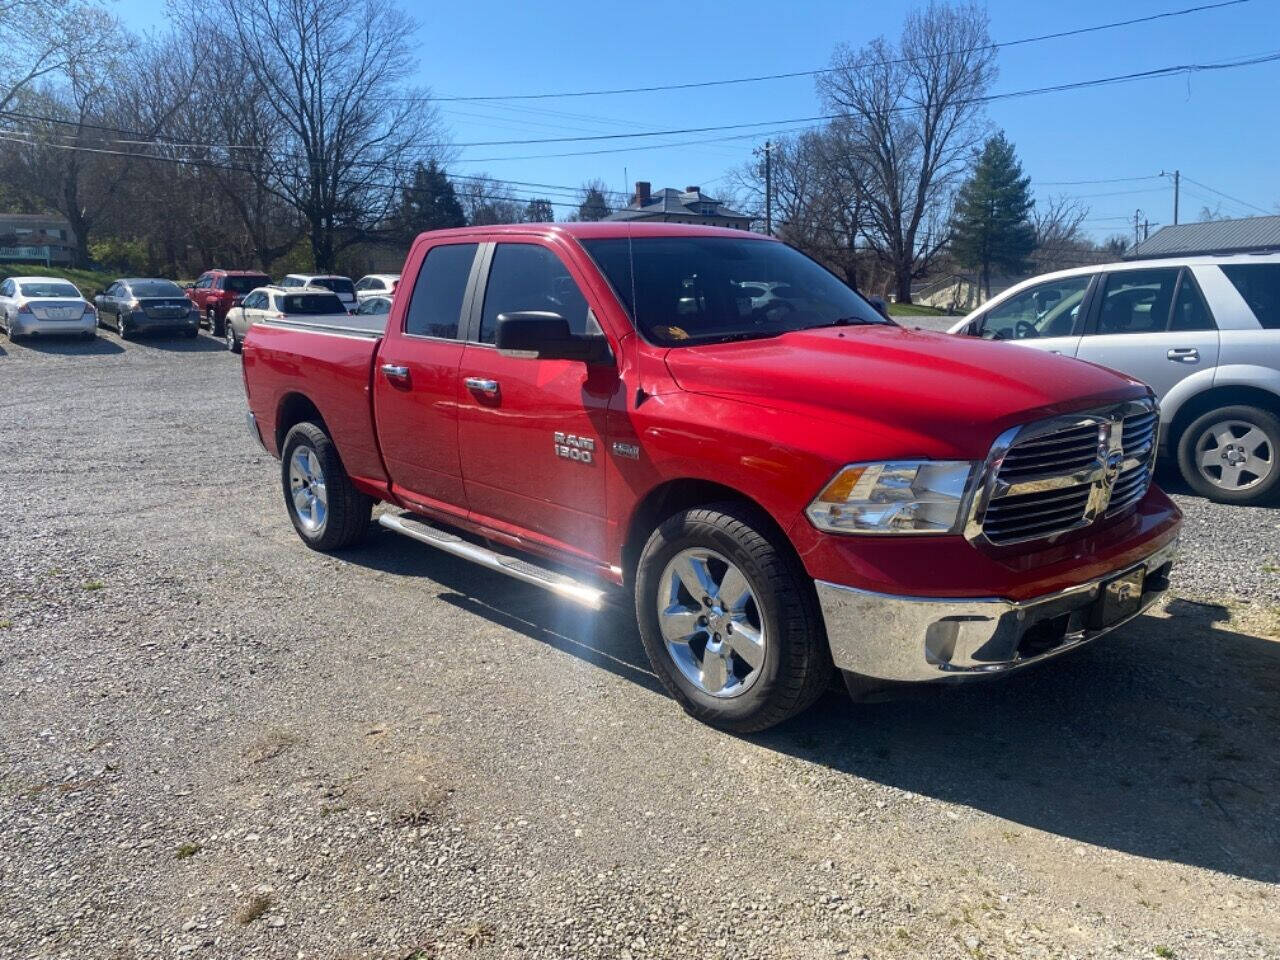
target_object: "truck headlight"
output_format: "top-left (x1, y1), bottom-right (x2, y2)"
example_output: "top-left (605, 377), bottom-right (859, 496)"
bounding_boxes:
top-left (805, 461), bottom-right (976, 535)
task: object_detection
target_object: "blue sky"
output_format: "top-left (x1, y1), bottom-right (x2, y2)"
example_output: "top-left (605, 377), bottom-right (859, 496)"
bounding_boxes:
top-left (121, 0), bottom-right (1278, 240)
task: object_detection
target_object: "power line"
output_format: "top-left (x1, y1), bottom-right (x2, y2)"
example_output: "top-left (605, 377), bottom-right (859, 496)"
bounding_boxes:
top-left (1180, 174), bottom-right (1273, 215)
top-left (386, 0), bottom-right (1252, 102)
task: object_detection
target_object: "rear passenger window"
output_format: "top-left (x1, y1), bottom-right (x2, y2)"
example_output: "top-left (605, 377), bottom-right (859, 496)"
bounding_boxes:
top-left (1095, 269), bottom-right (1179, 335)
top-left (1220, 263), bottom-right (1280, 330)
top-left (1170, 271), bottom-right (1215, 332)
top-left (404, 243), bottom-right (477, 338)
top-left (479, 243), bottom-right (589, 344)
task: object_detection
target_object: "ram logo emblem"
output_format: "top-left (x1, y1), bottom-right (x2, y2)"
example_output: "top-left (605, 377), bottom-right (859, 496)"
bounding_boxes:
top-left (554, 432), bottom-right (595, 464)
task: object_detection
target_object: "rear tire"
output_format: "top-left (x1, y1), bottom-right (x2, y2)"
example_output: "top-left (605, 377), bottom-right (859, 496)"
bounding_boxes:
top-left (1176, 404), bottom-right (1280, 505)
top-left (209, 309), bottom-right (225, 338)
top-left (280, 421), bottom-right (372, 551)
top-left (117, 314), bottom-right (132, 340)
top-left (634, 502), bottom-right (832, 733)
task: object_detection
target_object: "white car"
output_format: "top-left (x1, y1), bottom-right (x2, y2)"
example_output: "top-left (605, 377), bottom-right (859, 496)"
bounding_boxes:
top-left (223, 286), bottom-right (351, 353)
top-left (278, 273), bottom-right (358, 312)
top-left (0, 275), bottom-right (96, 341)
top-left (354, 273), bottom-right (399, 304)
top-left (949, 254), bottom-right (1280, 505)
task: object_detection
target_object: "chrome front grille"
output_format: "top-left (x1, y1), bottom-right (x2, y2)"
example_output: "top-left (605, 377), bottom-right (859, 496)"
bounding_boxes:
top-left (969, 399), bottom-right (1158, 546)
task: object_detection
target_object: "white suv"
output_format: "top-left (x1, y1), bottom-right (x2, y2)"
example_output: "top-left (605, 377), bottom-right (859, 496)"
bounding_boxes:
top-left (354, 273), bottom-right (399, 304)
top-left (279, 273), bottom-right (357, 312)
top-left (950, 255), bottom-right (1280, 505)
top-left (223, 286), bottom-right (349, 353)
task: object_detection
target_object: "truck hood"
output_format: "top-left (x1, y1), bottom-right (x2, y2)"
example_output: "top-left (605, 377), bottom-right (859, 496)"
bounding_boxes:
top-left (662, 324), bottom-right (1149, 459)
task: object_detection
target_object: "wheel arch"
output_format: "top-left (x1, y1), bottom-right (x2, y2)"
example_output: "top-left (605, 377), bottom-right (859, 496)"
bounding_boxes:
top-left (1166, 382), bottom-right (1280, 453)
top-left (274, 391), bottom-right (330, 453)
top-left (620, 478), bottom-right (797, 588)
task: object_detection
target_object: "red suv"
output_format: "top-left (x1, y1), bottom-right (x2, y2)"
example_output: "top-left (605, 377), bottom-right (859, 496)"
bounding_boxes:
top-left (187, 269), bottom-right (271, 337)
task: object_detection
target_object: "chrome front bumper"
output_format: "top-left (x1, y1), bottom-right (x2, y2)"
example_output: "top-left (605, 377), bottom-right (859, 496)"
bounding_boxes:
top-left (816, 539), bottom-right (1177, 683)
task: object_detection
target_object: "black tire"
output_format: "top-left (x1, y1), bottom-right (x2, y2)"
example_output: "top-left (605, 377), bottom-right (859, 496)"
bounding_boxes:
top-left (280, 421), bottom-right (372, 551)
top-left (1176, 404), bottom-right (1280, 506)
top-left (209, 309), bottom-right (225, 338)
top-left (226, 323), bottom-right (241, 353)
top-left (634, 502), bottom-right (832, 733)
top-left (117, 314), bottom-right (132, 340)
top-left (185, 325), bottom-right (199, 338)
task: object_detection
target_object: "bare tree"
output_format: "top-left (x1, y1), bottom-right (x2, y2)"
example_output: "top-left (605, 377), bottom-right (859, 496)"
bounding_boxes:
top-left (1031, 194), bottom-right (1090, 273)
top-left (190, 0), bottom-right (448, 269)
top-left (817, 2), bottom-right (997, 302)
top-left (456, 174), bottom-right (522, 225)
top-left (0, 0), bottom-right (114, 113)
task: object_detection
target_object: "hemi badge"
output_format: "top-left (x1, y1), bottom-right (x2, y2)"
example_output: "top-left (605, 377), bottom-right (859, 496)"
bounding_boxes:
top-left (612, 441), bottom-right (640, 460)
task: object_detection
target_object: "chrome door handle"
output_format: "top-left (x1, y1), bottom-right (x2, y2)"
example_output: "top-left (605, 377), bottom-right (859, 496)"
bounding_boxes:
top-left (380, 363), bottom-right (409, 380)
top-left (465, 377), bottom-right (499, 395)
top-left (1167, 348), bottom-right (1199, 363)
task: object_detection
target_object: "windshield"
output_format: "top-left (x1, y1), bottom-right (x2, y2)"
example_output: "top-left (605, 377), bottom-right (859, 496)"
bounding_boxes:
top-left (580, 236), bottom-right (888, 346)
top-left (281, 293), bottom-right (345, 315)
top-left (129, 280), bottom-right (184, 298)
top-left (17, 281), bottom-right (80, 299)
top-left (225, 275), bottom-right (270, 294)
top-left (311, 277), bottom-right (355, 297)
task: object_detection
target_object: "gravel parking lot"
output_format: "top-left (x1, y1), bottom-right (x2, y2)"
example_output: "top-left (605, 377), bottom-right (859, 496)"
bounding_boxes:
top-left (1, 332), bottom-right (1278, 960)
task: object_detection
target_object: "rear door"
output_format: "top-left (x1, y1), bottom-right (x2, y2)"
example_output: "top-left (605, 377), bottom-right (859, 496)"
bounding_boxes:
top-left (1075, 266), bottom-right (1220, 400)
top-left (972, 272), bottom-right (1096, 356)
top-left (372, 240), bottom-right (481, 517)
top-left (455, 238), bottom-right (617, 563)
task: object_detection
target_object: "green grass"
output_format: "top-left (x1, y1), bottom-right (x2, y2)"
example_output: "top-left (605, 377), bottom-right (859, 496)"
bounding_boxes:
top-left (175, 842), bottom-right (201, 860)
top-left (0, 263), bottom-right (119, 297)
top-left (81, 580), bottom-right (104, 591)
top-left (1155, 947), bottom-right (1175, 958)
top-left (888, 302), bottom-right (948, 317)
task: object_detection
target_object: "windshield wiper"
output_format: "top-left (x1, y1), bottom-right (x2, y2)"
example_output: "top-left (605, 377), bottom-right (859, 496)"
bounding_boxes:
top-left (807, 315), bottom-right (886, 329)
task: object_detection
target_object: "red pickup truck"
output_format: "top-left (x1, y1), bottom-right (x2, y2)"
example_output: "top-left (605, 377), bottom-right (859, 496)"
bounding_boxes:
top-left (241, 223), bottom-right (1181, 732)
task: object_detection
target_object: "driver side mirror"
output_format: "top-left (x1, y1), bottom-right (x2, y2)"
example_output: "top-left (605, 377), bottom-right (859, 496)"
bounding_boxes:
top-left (495, 311), bottom-right (609, 362)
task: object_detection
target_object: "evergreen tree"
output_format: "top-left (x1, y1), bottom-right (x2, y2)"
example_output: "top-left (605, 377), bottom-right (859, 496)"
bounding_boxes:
top-left (523, 198), bottom-right (555, 223)
top-left (574, 179), bottom-right (613, 221)
top-left (950, 133), bottom-right (1036, 299)
top-left (392, 161), bottom-right (465, 241)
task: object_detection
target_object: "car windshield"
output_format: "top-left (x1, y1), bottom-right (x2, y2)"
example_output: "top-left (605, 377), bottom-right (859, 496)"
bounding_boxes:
top-left (129, 280), bottom-right (184, 298)
top-left (281, 293), bottom-right (345, 315)
top-left (225, 275), bottom-right (270, 294)
top-left (580, 236), bottom-right (888, 346)
top-left (311, 277), bottom-right (355, 296)
top-left (17, 281), bottom-right (80, 298)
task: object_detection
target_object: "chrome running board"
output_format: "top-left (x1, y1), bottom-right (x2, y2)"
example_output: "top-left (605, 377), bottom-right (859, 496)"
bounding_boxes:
top-left (377, 512), bottom-right (607, 609)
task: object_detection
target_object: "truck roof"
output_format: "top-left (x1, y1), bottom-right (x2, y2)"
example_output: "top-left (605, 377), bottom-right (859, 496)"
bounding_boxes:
top-left (413, 222), bottom-right (776, 243)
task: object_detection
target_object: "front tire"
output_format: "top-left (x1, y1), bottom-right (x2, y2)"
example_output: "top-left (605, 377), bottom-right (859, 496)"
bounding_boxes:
top-left (280, 422), bottom-right (372, 551)
top-left (634, 502), bottom-right (832, 733)
top-left (226, 322), bottom-right (240, 353)
top-left (117, 314), bottom-right (132, 340)
top-left (1177, 404), bottom-right (1280, 505)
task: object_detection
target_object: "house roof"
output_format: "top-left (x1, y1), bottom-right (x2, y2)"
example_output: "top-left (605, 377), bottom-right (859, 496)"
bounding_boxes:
top-left (606, 187), bottom-right (752, 222)
top-left (1128, 214), bottom-right (1280, 259)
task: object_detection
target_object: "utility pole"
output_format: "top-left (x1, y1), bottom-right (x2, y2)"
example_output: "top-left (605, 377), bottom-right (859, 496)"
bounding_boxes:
top-left (1143, 217), bottom-right (1150, 241)
top-left (1160, 169), bottom-right (1180, 225)
top-left (1133, 209), bottom-right (1144, 248)
top-left (754, 140), bottom-right (773, 235)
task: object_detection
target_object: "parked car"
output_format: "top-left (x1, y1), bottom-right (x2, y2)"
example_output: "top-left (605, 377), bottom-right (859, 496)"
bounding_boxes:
top-left (0, 276), bottom-right (96, 341)
top-left (355, 273), bottom-right (399, 304)
top-left (241, 223), bottom-right (1181, 733)
top-left (186, 269), bottom-right (271, 338)
top-left (279, 273), bottom-right (358, 312)
top-left (948, 255), bottom-right (1280, 505)
top-left (223, 286), bottom-right (350, 353)
top-left (354, 295), bottom-right (392, 316)
top-left (95, 278), bottom-right (198, 339)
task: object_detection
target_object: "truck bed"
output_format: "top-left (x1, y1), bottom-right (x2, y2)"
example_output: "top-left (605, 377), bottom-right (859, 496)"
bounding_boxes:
top-left (242, 319), bottom-right (389, 487)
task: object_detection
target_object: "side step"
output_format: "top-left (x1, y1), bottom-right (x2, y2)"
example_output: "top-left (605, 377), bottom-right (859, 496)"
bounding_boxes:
top-left (377, 512), bottom-right (607, 609)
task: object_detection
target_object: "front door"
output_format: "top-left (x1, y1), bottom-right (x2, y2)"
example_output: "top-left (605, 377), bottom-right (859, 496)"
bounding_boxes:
top-left (456, 239), bottom-right (616, 564)
top-left (1075, 267), bottom-right (1220, 401)
top-left (973, 273), bottom-right (1096, 356)
top-left (372, 240), bottom-right (480, 516)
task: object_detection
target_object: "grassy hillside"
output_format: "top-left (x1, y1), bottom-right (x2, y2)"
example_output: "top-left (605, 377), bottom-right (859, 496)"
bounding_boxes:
top-left (0, 263), bottom-right (120, 296)
top-left (887, 302), bottom-right (948, 318)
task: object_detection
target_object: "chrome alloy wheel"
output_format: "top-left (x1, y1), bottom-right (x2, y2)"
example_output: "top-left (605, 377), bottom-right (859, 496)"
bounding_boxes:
top-left (288, 445), bottom-right (328, 532)
top-left (657, 547), bottom-right (766, 698)
top-left (1195, 419), bottom-right (1275, 492)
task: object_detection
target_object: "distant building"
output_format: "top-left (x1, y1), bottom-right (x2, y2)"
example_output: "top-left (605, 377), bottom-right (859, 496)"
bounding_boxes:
top-left (607, 181), bottom-right (753, 229)
top-left (0, 213), bottom-right (77, 265)
top-left (1128, 214), bottom-right (1280, 260)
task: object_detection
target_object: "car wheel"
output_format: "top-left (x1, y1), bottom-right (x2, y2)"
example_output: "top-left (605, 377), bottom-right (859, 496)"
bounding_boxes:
top-left (1177, 404), bottom-right (1280, 505)
top-left (280, 422), bottom-right (372, 551)
top-left (95, 308), bottom-right (105, 329)
top-left (209, 309), bottom-right (225, 338)
top-left (118, 314), bottom-right (132, 340)
top-left (226, 322), bottom-right (240, 353)
top-left (634, 502), bottom-right (832, 733)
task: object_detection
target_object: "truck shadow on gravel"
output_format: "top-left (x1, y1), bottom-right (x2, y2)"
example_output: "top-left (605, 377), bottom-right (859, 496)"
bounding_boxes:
top-left (760, 597), bottom-right (1280, 884)
top-left (346, 529), bottom-right (1279, 882)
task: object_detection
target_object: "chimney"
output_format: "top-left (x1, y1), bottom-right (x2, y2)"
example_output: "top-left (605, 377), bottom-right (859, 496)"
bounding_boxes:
top-left (685, 186), bottom-right (700, 194)
top-left (634, 181), bottom-right (651, 207)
